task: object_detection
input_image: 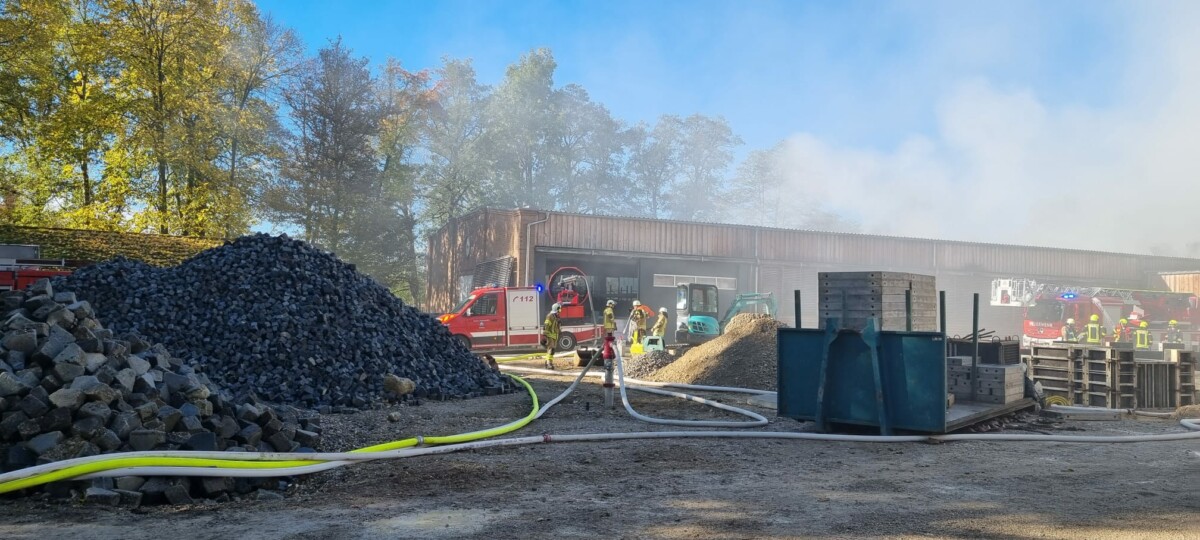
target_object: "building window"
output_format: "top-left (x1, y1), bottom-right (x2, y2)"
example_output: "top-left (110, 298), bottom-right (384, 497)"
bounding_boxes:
top-left (653, 274), bottom-right (737, 291)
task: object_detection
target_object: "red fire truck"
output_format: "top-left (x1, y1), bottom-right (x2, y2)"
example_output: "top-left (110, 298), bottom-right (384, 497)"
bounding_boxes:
top-left (1023, 285), bottom-right (1198, 345)
top-left (439, 285), bottom-right (603, 353)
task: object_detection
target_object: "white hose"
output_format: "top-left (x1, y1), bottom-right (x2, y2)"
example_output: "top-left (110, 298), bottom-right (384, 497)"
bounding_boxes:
top-left (613, 347), bottom-right (768, 427)
top-left (501, 365), bottom-right (774, 396)
top-left (75, 421), bottom-right (1200, 480)
top-left (13, 355), bottom-right (1200, 485)
top-left (1048, 405), bottom-right (1177, 419)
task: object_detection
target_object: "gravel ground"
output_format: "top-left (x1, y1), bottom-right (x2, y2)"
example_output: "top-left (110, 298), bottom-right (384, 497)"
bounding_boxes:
top-left (2, 365), bottom-right (1200, 539)
top-left (624, 350), bottom-right (678, 379)
top-left (650, 314), bottom-right (784, 390)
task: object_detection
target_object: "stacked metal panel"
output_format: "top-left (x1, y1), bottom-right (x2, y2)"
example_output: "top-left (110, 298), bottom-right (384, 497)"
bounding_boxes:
top-left (817, 272), bottom-right (937, 332)
top-left (947, 358), bottom-right (1024, 404)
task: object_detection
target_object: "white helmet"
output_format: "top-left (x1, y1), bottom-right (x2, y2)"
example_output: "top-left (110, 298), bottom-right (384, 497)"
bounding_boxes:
top-left (550, 303), bottom-right (560, 314)
top-left (632, 300), bottom-right (641, 307)
top-left (1066, 318), bottom-right (1075, 325)
top-left (659, 307), bottom-right (668, 314)
top-left (606, 300), bottom-right (615, 307)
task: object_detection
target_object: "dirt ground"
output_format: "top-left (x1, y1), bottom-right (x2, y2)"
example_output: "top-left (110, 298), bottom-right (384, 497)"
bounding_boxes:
top-left (2, 365), bottom-right (1200, 539)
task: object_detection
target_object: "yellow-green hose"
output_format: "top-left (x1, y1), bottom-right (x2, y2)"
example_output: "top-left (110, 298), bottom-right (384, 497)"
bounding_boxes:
top-left (0, 375), bottom-right (539, 495)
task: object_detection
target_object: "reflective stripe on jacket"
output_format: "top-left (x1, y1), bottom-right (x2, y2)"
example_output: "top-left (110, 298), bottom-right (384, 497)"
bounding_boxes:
top-left (1135, 330), bottom-right (1151, 349)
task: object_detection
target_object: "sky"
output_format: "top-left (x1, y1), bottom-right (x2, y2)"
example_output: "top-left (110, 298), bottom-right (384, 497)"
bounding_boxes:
top-left (256, 0), bottom-right (1200, 256)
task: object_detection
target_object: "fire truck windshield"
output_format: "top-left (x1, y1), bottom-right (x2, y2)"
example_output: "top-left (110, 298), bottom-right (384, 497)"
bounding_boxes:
top-left (1027, 300), bottom-right (1065, 323)
top-left (450, 294), bottom-right (476, 314)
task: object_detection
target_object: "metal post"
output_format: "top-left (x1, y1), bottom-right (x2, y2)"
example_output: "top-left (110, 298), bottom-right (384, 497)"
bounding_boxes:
top-left (905, 289), bottom-right (913, 332)
top-left (939, 290), bottom-right (947, 336)
top-left (939, 290), bottom-right (947, 354)
top-left (971, 293), bottom-right (980, 401)
top-left (840, 290), bottom-right (847, 330)
top-left (794, 290), bottom-right (802, 329)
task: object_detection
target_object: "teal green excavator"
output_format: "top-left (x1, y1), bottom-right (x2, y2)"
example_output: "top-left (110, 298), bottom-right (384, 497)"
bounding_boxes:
top-left (674, 283), bottom-right (777, 346)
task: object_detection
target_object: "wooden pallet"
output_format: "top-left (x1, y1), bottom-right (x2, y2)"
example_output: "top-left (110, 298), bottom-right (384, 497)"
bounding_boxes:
top-left (1030, 345), bottom-right (1198, 408)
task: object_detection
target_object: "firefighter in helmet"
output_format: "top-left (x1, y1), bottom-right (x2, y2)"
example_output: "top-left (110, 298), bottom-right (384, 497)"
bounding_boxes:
top-left (1083, 314), bottom-right (1106, 345)
top-left (629, 300), bottom-right (648, 344)
top-left (542, 303), bottom-right (561, 369)
top-left (1134, 321), bottom-right (1152, 350)
top-left (1061, 318), bottom-right (1080, 342)
top-left (1166, 320), bottom-right (1184, 344)
top-left (1113, 318), bottom-right (1129, 343)
top-left (603, 300), bottom-right (617, 335)
top-left (652, 307), bottom-right (669, 338)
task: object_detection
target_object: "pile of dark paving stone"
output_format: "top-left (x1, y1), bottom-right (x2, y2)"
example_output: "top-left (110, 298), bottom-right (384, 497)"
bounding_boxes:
top-left (53, 234), bottom-right (506, 409)
top-left (0, 279), bottom-right (321, 505)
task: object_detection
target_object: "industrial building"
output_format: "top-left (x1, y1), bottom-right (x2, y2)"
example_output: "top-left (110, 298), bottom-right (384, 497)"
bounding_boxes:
top-left (426, 208), bottom-right (1200, 338)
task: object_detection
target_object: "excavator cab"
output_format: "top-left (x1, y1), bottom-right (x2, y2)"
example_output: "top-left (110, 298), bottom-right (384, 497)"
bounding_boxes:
top-left (675, 283), bottom-right (721, 345)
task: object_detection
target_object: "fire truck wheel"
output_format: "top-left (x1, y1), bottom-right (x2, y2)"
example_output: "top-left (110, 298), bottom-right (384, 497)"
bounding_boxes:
top-left (455, 335), bottom-right (472, 351)
top-left (557, 332), bottom-right (577, 351)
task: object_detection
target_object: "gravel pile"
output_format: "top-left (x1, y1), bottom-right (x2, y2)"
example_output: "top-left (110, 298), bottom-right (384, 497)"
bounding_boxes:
top-left (648, 314), bottom-right (785, 390)
top-left (623, 350), bottom-right (677, 379)
top-left (53, 234), bottom-right (505, 408)
top-left (0, 279), bottom-right (320, 505)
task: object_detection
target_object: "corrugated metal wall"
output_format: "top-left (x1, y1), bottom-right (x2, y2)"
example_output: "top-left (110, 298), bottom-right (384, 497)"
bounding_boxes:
top-left (428, 208), bottom-right (1200, 318)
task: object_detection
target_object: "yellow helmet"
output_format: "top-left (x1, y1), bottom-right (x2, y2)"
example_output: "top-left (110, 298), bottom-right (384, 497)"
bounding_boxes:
top-left (1119, 318), bottom-right (1128, 325)
top-left (1140, 321), bottom-right (1148, 328)
top-left (1090, 314), bottom-right (1099, 322)
top-left (1170, 320), bottom-right (1178, 326)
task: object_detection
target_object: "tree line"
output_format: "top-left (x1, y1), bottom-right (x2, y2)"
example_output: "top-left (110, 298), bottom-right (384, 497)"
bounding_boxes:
top-left (0, 0), bottom-right (849, 301)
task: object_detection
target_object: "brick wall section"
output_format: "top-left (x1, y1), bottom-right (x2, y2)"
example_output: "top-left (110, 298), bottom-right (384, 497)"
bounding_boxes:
top-left (0, 225), bottom-right (221, 267)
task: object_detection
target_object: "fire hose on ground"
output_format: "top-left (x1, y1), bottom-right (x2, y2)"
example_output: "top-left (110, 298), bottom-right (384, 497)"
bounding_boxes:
top-left (3, 348), bottom-right (1200, 495)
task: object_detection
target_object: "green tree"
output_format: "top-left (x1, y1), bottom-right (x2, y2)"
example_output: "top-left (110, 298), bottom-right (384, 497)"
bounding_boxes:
top-left (268, 39), bottom-right (378, 253)
top-left (484, 48), bottom-right (556, 210)
top-left (546, 84), bottom-right (627, 214)
top-left (112, 0), bottom-right (222, 234)
top-left (217, 2), bottom-right (301, 237)
top-left (419, 57), bottom-right (490, 227)
top-left (626, 115), bottom-right (683, 219)
top-left (344, 59), bottom-right (434, 301)
top-left (670, 114), bottom-right (741, 222)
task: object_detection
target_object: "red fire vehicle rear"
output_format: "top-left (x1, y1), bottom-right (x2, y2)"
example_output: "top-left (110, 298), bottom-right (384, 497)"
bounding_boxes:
top-left (439, 285), bottom-right (602, 353)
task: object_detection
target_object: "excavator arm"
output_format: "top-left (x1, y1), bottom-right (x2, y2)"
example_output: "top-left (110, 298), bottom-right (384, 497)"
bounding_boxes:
top-left (719, 293), bottom-right (777, 332)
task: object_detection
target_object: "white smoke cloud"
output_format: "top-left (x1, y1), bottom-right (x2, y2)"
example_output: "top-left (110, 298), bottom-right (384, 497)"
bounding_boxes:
top-left (769, 5), bottom-right (1200, 257)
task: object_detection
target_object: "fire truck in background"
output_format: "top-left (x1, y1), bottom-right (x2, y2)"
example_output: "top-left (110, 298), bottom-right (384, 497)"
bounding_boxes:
top-left (0, 244), bottom-right (76, 291)
top-left (995, 279), bottom-right (1199, 346)
top-left (439, 267), bottom-right (603, 353)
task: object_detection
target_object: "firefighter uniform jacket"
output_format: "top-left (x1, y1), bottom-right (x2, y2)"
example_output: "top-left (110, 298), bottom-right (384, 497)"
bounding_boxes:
top-left (603, 307), bottom-right (616, 332)
top-left (651, 314), bottom-right (668, 337)
top-left (1083, 323), bottom-right (1106, 344)
top-left (630, 308), bottom-right (647, 330)
top-left (543, 313), bottom-right (560, 343)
